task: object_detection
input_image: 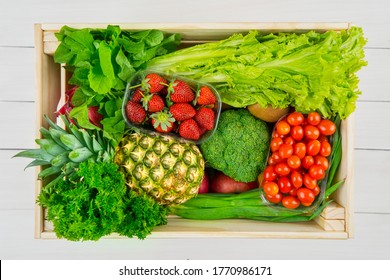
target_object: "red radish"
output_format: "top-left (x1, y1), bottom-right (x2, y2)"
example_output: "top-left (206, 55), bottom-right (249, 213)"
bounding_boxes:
top-left (88, 106), bottom-right (103, 128)
top-left (198, 173), bottom-right (210, 194)
top-left (211, 172), bottom-right (257, 193)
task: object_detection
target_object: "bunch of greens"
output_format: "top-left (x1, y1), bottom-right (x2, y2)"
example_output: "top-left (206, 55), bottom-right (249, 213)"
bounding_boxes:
top-left (171, 117), bottom-right (344, 222)
top-left (38, 161), bottom-right (168, 241)
top-left (54, 25), bottom-right (180, 145)
top-left (147, 27), bottom-right (366, 119)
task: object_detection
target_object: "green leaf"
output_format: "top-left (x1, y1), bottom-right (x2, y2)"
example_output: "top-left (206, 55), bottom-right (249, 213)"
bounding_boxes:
top-left (92, 136), bottom-right (103, 152)
top-left (144, 30), bottom-right (164, 47)
top-left (54, 43), bottom-right (73, 64)
top-left (69, 104), bottom-right (100, 130)
top-left (68, 67), bottom-right (90, 87)
top-left (115, 49), bottom-right (135, 82)
top-left (35, 139), bottom-right (67, 156)
top-left (88, 63), bottom-right (113, 94)
top-left (130, 30), bottom-right (150, 41)
top-left (51, 153), bottom-right (69, 167)
top-left (80, 129), bottom-right (94, 151)
top-left (65, 29), bottom-right (95, 52)
top-left (71, 87), bottom-right (92, 107)
top-left (13, 149), bottom-right (53, 162)
top-left (38, 166), bottom-right (62, 179)
top-left (68, 147), bottom-right (94, 163)
top-left (60, 134), bottom-right (84, 150)
top-left (24, 159), bottom-right (50, 170)
top-left (98, 41), bottom-right (115, 80)
top-left (117, 38), bottom-right (145, 54)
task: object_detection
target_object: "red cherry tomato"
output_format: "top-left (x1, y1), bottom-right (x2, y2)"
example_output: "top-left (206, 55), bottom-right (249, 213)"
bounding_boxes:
top-left (263, 182), bottom-right (279, 196)
top-left (312, 185), bottom-right (321, 196)
top-left (307, 112), bottom-right (321, 126)
top-left (289, 188), bottom-right (298, 196)
top-left (314, 155), bottom-right (329, 170)
top-left (275, 163), bottom-right (291, 176)
top-left (304, 125), bottom-right (320, 140)
top-left (284, 136), bottom-right (295, 146)
top-left (287, 155), bottom-right (301, 169)
top-left (303, 174), bottom-right (317, 189)
top-left (266, 193), bottom-right (282, 204)
top-left (287, 112), bottom-right (304, 126)
top-left (276, 120), bottom-right (291, 135)
top-left (293, 142), bottom-right (306, 159)
top-left (282, 196), bottom-right (301, 209)
top-left (279, 144), bottom-right (293, 159)
top-left (309, 164), bottom-right (325, 180)
top-left (290, 170), bottom-right (303, 188)
top-left (268, 152), bottom-right (283, 165)
top-left (297, 188), bottom-right (316, 204)
top-left (263, 165), bottom-right (277, 182)
top-left (317, 119), bottom-right (336, 136)
top-left (320, 141), bottom-right (332, 157)
top-left (270, 137), bottom-right (283, 152)
top-left (306, 140), bottom-right (321, 156)
top-left (278, 177), bottom-right (293, 194)
top-left (291, 126), bottom-right (304, 141)
top-left (317, 135), bottom-right (328, 143)
top-left (302, 155), bottom-right (314, 169)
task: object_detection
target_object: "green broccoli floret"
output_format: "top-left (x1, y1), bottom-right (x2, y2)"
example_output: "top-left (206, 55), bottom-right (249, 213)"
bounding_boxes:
top-left (200, 109), bottom-right (270, 182)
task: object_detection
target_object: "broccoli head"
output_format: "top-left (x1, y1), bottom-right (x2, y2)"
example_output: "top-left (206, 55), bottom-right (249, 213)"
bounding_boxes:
top-left (200, 109), bottom-right (270, 182)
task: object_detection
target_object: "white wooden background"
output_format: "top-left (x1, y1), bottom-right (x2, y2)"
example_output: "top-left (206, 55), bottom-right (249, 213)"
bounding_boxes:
top-left (1, 0), bottom-right (389, 260)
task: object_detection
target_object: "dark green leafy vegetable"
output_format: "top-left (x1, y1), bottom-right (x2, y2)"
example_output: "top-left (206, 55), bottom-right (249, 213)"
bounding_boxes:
top-left (54, 25), bottom-right (181, 145)
top-left (147, 27), bottom-right (367, 119)
top-left (38, 161), bottom-right (168, 241)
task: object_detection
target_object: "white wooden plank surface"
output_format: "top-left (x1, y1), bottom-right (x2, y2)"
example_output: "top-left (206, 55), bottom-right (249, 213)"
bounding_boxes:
top-left (0, 0), bottom-right (389, 260)
top-left (0, 0), bottom-right (389, 48)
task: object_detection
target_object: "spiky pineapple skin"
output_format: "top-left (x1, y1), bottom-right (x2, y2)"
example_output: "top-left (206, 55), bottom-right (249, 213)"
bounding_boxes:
top-left (114, 133), bottom-right (205, 205)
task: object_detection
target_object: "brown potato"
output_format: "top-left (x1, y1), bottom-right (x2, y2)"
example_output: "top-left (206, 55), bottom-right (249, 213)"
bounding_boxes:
top-left (247, 103), bottom-right (290, 123)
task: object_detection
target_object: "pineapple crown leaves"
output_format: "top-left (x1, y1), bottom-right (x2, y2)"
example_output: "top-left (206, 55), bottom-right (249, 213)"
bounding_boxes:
top-left (150, 110), bottom-right (175, 131)
top-left (13, 115), bottom-right (115, 182)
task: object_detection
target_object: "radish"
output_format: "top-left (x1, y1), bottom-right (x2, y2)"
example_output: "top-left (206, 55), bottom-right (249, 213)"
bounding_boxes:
top-left (198, 172), bottom-right (210, 194)
top-left (88, 106), bottom-right (104, 128)
top-left (211, 172), bottom-right (257, 193)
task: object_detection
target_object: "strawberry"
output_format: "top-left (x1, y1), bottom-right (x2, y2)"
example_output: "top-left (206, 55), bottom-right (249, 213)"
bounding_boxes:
top-left (198, 126), bottom-right (208, 136)
top-left (167, 80), bottom-right (195, 103)
top-left (179, 119), bottom-right (200, 140)
top-left (142, 93), bottom-right (165, 113)
top-left (141, 73), bottom-right (167, 93)
top-left (150, 110), bottom-right (175, 133)
top-left (125, 101), bottom-right (147, 124)
top-left (194, 107), bottom-right (215, 131)
top-left (169, 103), bottom-right (196, 121)
top-left (195, 86), bottom-right (216, 105)
top-left (131, 87), bottom-right (145, 103)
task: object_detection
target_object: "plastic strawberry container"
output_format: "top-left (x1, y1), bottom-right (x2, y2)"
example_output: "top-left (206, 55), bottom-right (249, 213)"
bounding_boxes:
top-left (122, 70), bottom-right (221, 144)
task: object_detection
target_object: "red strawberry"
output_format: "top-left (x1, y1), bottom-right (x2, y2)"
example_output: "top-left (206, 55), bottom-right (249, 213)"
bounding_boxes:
top-left (150, 111), bottom-right (175, 133)
top-left (199, 126), bottom-right (208, 136)
top-left (194, 107), bottom-right (215, 131)
top-left (168, 80), bottom-right (195, 103)
top-left (195, 86), bottom-right (216, 105)
top-left (169, 103), bottom-right (196, 121)
top-left (142, 94), bottom-right (165, 113)
top-left (142, 73), bottom-right (167, 93)
top-left (126, 101), bottom-right (147, 124)
top-left (179, 119), bottom-right (200, 140)
top-left (132, 87), bottom-right (145, 103)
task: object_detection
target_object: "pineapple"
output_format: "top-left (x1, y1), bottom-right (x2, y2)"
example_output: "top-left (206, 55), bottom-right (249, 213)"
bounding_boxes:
top-left (114, 133), bottom-right (205, 205)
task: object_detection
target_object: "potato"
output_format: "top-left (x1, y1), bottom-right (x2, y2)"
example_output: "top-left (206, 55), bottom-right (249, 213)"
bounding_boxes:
top-left (211, 172), bottom-right (257, 193)
top-left (247, 103), bottom-right (290, 123)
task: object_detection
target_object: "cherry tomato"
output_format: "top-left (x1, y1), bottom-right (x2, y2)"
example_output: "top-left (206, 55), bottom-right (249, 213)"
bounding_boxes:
top-left (304, 125), bottom-right (320, 140)
top-left (284, 136), bottom-right (295, 146)
top-left (289, 188), bottom-right (298, 196)
top-left (290, 170), bottom-right (303, 188)
top-left (309, 164), bottom-right (325, 180)
top-left (297, 187), bottom-right (316, 204)
top-left (272, 131), bottom-right (283, 139)
top-left (279, 144), bottom-right (293, 159)
top-left (287, 112), bottom-right (304, 126)
top-left (301, 201), bottom-right (313, 207)
top-left (276, 120), bottom-right (291, 135)
top-left (291, 126), bottom-right (304, 141)
top-left (278, 177), bottom-right (293, 194)
top-left (307, 112), bottom-right (321, 126)
top-left (275, 163), bottom-right (291, 176)
top-left (270, 137), bottom-right (283, 152)
top-left (302, 155), bottom-right (314, 169)
top-left (306, 140), bottom-right (321, 156)
top-left (312, 185), bottom-right (321, 196)
top-left (303, 174), bottom-right (317, 189)
top-left (314, 155), bottom-right (329, 170)
top-left (263, 182), bottom-right (279, 196)
top-left (320, 141), bottom-right (332, 157)
top-left (317, 119), bottom-right (336, 136)
top-left (318, 135), bottom-right (328, 143)
top-left (282, 196), bottom-right (301, 209)
top-left (268, 152), bottom-right (283, 165)
top-left (287, 155), bottom-right (301, 169)
top-left (293, 142), bottom-right (306, 159)
top-left (266, 193), bottom-right (282, 204)
top-left (263, 165), bottom-right (277, 182)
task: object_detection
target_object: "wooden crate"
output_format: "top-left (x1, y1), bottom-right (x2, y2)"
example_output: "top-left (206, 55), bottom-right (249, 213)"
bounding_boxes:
top-left (34, 23), bottom-right (355, 239)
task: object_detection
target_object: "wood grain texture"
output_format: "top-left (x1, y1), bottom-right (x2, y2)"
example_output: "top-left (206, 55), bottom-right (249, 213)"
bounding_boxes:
top-left (321, 202), bottom-right (345, 219)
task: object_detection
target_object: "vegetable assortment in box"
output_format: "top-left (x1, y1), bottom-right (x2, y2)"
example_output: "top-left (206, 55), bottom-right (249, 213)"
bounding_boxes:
top-left (19, 23), bottom-right (366, 240)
